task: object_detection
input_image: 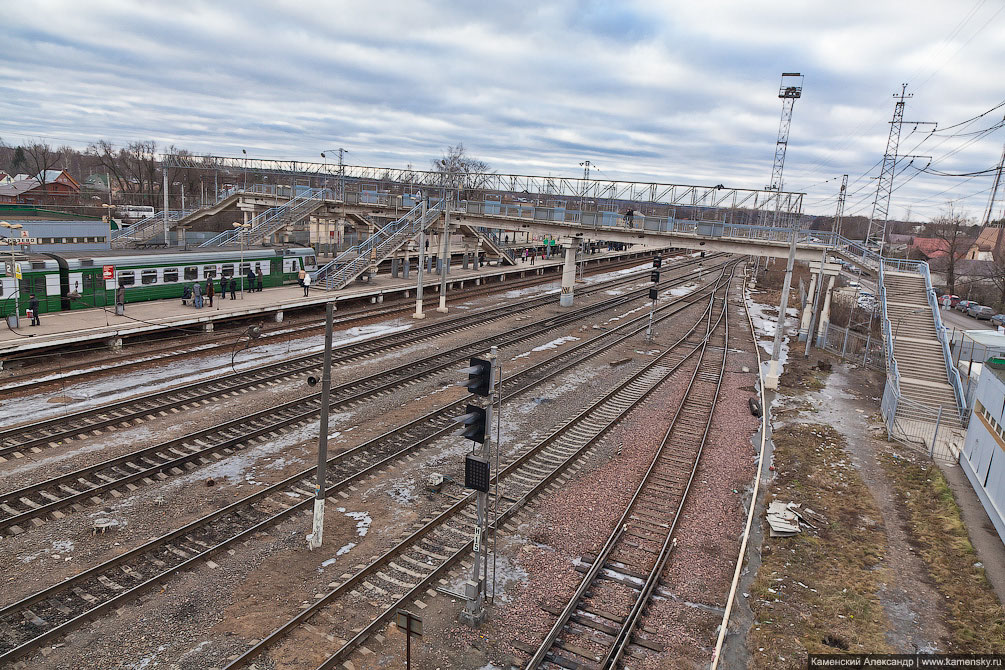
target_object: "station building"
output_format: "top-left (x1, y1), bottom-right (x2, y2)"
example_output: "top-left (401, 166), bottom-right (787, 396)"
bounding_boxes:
top-left (961, 357), bottom-right (1005, 546)
top-left (0, 219), bottom-right (111, 253)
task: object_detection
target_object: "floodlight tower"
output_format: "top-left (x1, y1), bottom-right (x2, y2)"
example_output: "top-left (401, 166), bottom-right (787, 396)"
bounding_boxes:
top-left (768, 73), bottom-right (803, 227)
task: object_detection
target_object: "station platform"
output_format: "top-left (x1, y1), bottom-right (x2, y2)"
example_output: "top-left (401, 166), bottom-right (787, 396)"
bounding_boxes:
top-left (0, 246), bottom-right (667, 361)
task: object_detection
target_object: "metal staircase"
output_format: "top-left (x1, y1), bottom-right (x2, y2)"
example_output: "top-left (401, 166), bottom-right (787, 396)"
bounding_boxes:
top-left (110, 210), bottom-right (195, 248)
top-left (314, 199), bottom-right (443, 291)
top-left (456, 223), bottom-right (517, 264)
top-left (199, 188), bottom-right (334, 247)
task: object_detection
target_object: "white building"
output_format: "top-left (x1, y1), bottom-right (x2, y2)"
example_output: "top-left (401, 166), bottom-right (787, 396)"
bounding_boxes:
top-left (961, 359), bottom-right (1005, 546)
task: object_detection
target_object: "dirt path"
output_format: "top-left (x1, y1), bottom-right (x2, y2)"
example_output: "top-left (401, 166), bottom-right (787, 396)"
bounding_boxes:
top-left (808, 365), bottom-right (949, 653)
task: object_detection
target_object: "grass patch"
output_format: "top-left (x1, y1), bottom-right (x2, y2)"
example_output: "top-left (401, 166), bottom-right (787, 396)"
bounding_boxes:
top-left (880, 450), bottom-right (1005, 652)
top-left (748, 423), bottom-right (892, 669)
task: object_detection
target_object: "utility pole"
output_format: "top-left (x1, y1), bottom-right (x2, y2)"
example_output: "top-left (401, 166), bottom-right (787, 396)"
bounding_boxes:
top-left (768, 73), bottom-right (803, 227)
top-left (413, 198), bottom-right (427, 319)
top-left (437, 182), bottom-right (451, 313)
top-left (982, 142), bottom-right (1005, 226)
top-left (834, 174), bottom-right (848, 238)
top-left (579, 160), bottom-right (593, 221)
top-left (307, 302), bottom-right (335, 550)
top-left (765, 229), bottom-right (798, 390)
top-left (864, 84), bottom-right (935, 253)
top-left (162, 166), bottom-right (169, 245)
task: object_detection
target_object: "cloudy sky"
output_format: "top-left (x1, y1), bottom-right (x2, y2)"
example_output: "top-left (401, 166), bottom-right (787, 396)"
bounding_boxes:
top-left (1, 0), bottom-right (1003, 220)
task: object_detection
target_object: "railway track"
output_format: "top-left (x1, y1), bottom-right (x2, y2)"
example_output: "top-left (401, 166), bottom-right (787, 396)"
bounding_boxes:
top-left (0, 251), bottom-right (660, 394)
top-left (0, 264), bottom-right (739, 666)
top-left (0, 252), bottom-right (713, 460)
top-left (0, 258), bottom-right (729, 535)
top-left (221, 265), bottom-right (739, 670)
top-left (525, 265), bottom-right (730, 669)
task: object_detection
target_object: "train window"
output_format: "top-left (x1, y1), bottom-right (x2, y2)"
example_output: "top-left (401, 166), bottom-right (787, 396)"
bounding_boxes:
top-left (118, 271), bottom-right (135, 286)
top-left (305, 256), bottom-right (316, 267)
top-left (141, 270), bottom-right (158, 285)
top-left (184, 266), bottom-right (198, 280)
top-left (240, 263), bottom-right (251, 274)
top-left (163, 268), bottom-right (179, 283)
top-left (221, 264), bottom-right (234, 278)
top-left (204, 266), bottom-right (217, 279)
top-left (83, 274), bottom-right (98, 291)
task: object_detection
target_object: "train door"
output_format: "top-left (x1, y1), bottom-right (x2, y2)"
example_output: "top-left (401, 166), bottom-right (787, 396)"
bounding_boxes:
top-left (80, 268), bottom-right (108, 308)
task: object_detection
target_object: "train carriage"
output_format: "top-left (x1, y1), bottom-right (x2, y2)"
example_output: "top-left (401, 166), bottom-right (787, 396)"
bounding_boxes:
top-left (1, 247), bottom-right (317, 317)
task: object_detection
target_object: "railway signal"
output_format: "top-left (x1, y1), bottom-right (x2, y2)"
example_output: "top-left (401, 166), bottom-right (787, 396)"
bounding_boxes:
top-left (455, 348), bottom-right (499, 626)
top-left (646, 256), bottom-right (661, 341)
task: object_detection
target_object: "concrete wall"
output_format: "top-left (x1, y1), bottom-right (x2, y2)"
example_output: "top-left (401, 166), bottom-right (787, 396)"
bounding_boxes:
top-left (961, 367), bottom-right (1005, 546)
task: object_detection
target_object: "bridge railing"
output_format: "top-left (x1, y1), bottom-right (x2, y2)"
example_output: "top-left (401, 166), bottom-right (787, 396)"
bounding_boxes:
top-left (199, 188), bottom-right (333, 247)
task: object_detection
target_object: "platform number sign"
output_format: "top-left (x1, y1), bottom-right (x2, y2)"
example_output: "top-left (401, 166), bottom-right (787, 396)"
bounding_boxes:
top-left (102, 265), bottom-right (115, 280)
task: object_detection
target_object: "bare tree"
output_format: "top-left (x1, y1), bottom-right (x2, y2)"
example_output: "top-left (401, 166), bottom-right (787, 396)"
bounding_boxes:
top-left (929, 206), bottom-right (972, 294)
top-left (24, 141), bottom-right (62, 189)
top-left (431, 143), bottom-right (492, 196)
top-left (88, 140), bottom-right (161, 205)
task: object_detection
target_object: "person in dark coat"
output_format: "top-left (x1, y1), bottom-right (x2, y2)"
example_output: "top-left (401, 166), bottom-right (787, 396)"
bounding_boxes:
top-left (219, 275), bottom-right (227, 299)
top-left (28, 293), bottom-right (40, 326)
top-left (246, 267), bottom-right (256, 294)
top-left (229, 276), bottom-right (237, 299)
top-left (206, 278), bottom-right (215, 307)
top-left (256, 267), bottom-right (264, 291)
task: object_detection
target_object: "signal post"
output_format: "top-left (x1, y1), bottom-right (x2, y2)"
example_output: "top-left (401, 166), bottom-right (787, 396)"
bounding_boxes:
top-left (456, 347), bottom-right (498, 626)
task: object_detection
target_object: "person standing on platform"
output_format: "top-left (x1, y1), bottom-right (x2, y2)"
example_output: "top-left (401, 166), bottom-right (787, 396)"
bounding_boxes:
top-left (302, 271), bottom-right (311, 297)
top-left (28, 293), bottom-right (40, 326)
top-left (219, 274), bottom-right (227, 300)
top-left (206, 277), bottom-right (215, 307)
top-left (247, 267), bottom-right (256, 294)
top-left (298, 267), bottom-right (306, 288)
top-left (115, 282), bottom-right (126, 313)
top-left (256, 267), bottom-right (264, 292)
top-left (229, 276), bottom-right (237, 300)
top-left (193, 281), bottom-right (203, 309)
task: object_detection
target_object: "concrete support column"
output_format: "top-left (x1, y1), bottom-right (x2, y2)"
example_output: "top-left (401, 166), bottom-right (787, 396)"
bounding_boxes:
top-left (816, 276), bottom-right (836, 347)
top-left (177, 227), bottom-right (186, 248)
top-left (799, 273), bottom-right (818, 342)
top-left (391, 258), bottom-right (400, 278)
top-left (463, 252), bottom-right (470, 270)
top-left (473, 253), bottom-right (480, 270)
top-left (559, 240), bottom-right (579, 307)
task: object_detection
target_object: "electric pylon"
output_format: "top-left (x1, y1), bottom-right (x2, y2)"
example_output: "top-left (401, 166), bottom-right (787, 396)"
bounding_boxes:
top-left (834, 174), bottom-right (848, 237)
top-left (864, 85), bottom-right (934, 251)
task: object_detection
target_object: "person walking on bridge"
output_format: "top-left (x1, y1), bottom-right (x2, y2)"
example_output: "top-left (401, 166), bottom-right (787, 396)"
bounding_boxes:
top-left (624, 208), bottom-right (635, 228)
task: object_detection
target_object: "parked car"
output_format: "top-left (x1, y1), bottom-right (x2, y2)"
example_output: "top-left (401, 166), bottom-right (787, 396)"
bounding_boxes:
top-left (968, 305), bottom-right (994, 320)
top-left (991, 314), bottom-right (1005, 328)
top-left (940, 294), bottom-right (961, 307)
top-left (957, 300), bottom-right (977, 312)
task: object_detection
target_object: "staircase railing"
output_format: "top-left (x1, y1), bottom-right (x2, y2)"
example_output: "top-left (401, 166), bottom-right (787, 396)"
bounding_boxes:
top-left (474, 226), bottom-right (516, 261)
top-left (199, 188), bottom-right (333, 247)
top-left (314, 199), bottom-right (443, 291)
top-left (110, 209), bottom-right (195, 247)
top-left (919, 262), bottom-right (968, 420)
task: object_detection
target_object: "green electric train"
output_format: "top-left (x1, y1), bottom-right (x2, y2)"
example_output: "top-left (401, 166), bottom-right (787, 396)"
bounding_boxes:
top-left (0, 247), bottom-right (318, 317)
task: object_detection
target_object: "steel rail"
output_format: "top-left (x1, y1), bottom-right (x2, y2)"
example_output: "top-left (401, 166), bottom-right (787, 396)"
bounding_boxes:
top-left (0, 259), bottom-right (728, 533)
top-left (526, 265), bottom-right (731, 669)
top-left (225, 269), bottom-right (738, 670)
top-left (0, 252), bottom-right (710, 457)
top-left (0, 265), bottom-right (738, 665)
top-left (0, 251), bottom-right (658, 394)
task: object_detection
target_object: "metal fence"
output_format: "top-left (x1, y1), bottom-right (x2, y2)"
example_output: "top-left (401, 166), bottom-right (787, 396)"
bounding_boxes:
top-left (881, 382), bottom-right (963, 461)
top-left (818, 322), bottom-right (884, 369)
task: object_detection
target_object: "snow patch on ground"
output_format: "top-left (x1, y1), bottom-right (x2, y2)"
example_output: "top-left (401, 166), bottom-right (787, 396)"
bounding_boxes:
top-left (511, 335), bottom-right (580, 360)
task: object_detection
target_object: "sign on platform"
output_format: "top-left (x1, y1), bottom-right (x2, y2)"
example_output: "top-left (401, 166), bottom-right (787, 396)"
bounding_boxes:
top-left (15, 263), bottom-right (22, 280)
top-left (0, 237), bottom-right (38, 245)
top-left (102, 265), bottom-right (115, 280)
